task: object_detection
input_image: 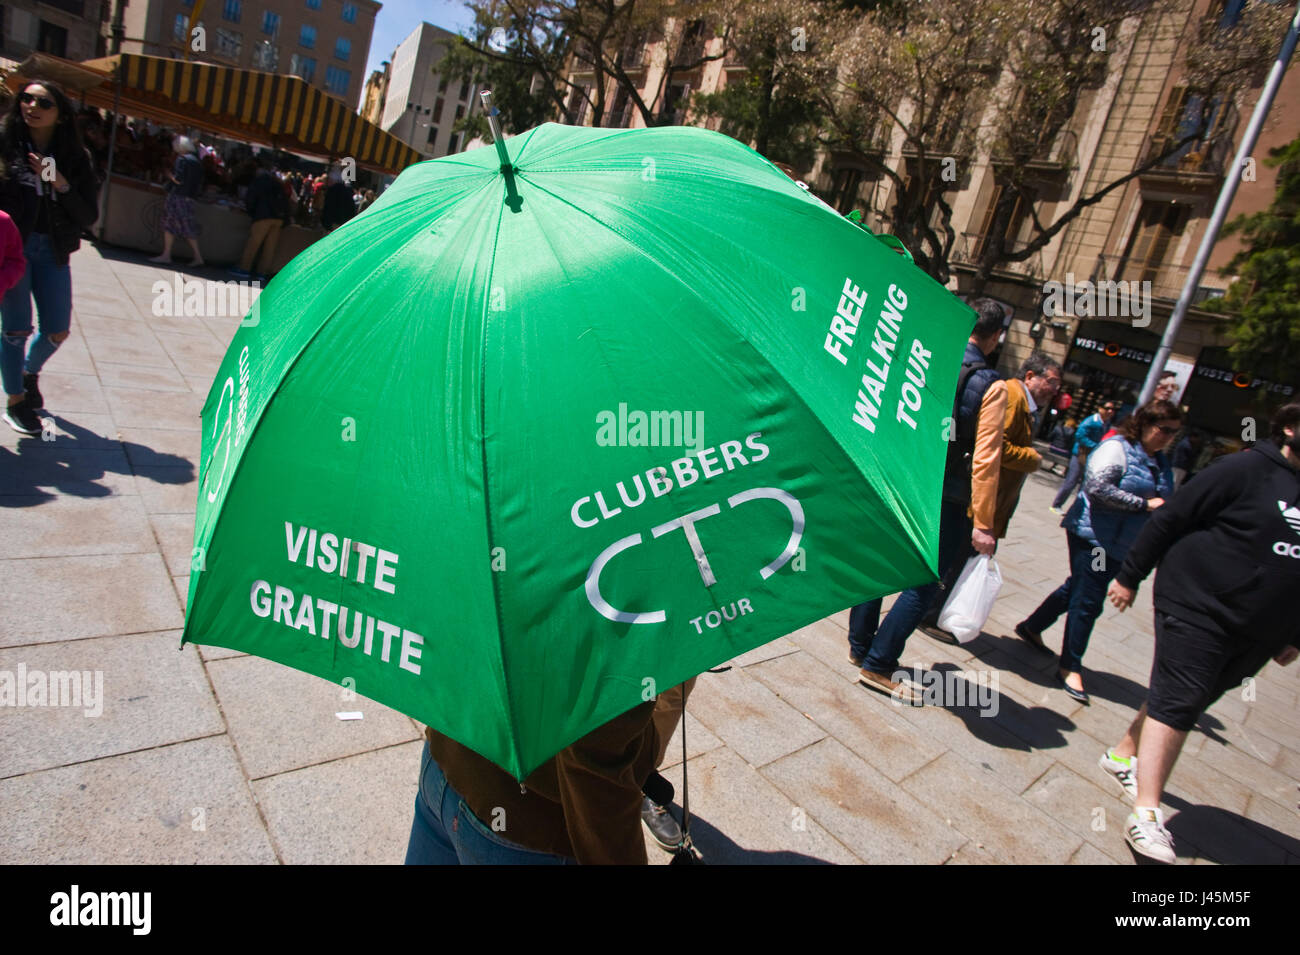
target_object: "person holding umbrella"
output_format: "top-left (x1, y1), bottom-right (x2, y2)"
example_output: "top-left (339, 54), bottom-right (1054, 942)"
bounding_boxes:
top-left (1099, 402), bottom-right (1300, 863)
top-left (406, 701), bottom-right (659, 865)
top-left (1015, 399), bottom-right (1180, 702)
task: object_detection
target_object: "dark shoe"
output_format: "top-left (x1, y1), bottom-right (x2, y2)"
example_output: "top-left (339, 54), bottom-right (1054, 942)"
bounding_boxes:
top-left (641, 796), bottom-right (684, 851)
top-left (918, 623), bottom-right (959, 645)
top-left (1057, 671), bottom-right (1089, 704)
top-left (3, 396), bottom-right (42, 436)
top-left (22, 372), bottom-right (42, 410)
top-left (849, 650), bottom-right (864, 667)
top-left (1014, 622), bottom-right (1051, 654)
top-left (228, 267), bottom-right (253, 279)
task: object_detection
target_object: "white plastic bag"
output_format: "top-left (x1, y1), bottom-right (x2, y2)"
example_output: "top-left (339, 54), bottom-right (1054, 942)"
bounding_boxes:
top-left (937, 554), bottom-right (1003, 644)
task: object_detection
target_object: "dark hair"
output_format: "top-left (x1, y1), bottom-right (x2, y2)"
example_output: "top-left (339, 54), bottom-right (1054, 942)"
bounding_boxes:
top-left (1269, 403), bottom-right (1300, 443)
top-left (970, 298), bottom-right (1004, 339)
top-left (1121, 399), bottom-right (1183, 442)
top-left (0, 78), bottom-right (86, 181)
top-left (1159, 370), bottom-right (1176, 380)
top-left (1018, 350), bottom-right (1060, 379)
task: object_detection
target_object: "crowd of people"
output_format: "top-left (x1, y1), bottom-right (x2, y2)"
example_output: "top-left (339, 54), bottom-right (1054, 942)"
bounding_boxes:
top-left (407, 299), bottom-right (1300, 867)
top-left (0, 77), bottom-right (1293, 869)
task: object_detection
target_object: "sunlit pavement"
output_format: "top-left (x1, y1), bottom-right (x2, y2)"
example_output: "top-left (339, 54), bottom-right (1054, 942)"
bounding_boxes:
top-left (1, 243), bottom-right (1296, 864)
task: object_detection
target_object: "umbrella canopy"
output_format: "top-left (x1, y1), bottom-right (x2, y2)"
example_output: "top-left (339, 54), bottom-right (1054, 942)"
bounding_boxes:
top-left (182, 123), bottom-right (976, 779)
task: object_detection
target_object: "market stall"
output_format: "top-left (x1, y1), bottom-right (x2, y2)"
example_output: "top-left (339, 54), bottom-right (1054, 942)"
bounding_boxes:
top-left (4, 52), bottom-right (421, 268)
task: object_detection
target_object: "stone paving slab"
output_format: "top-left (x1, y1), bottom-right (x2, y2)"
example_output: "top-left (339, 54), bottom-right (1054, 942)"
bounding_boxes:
top-left (0, 494), bottom-right (156, 560)
top-left (761, 737), bottom-right (966, 865)
top-left (899, 751), bottom-right (1084, 864)
top-left (648, 746), bottom-right (860, 865)
top-left (0, 736), bottom-right (277, 864)
top-left (0, 553), bottom-right (182, 646)
top-left (94, 360), bottom-right (193, 393)
top-left (0, 631), bottom-right (221, 778)
top-left (252, 741), bottom-right (423, 865)
top-left (746, 650), bottom-right (945, 783)
top-left (682, 665), bottom-right (826, 769)
top-left (1020, 762), bottom-right (1135, 864)
top-left (204, 654), bottom-right (421, 780)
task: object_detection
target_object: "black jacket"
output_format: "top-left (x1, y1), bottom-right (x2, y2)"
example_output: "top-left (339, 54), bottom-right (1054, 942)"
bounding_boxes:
top-left (321, 181), bottom-right (355, 229)
top-left (0, 136), bottom-right (100, 266)
top-left (244, 168), bottom-right (285, 222)
top-left (1116, 441), bottom-right (1300, 649)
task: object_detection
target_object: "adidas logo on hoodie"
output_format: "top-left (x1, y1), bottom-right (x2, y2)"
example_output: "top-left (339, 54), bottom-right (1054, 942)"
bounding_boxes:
top-left (1272, 501), bottom-right (1300, 557)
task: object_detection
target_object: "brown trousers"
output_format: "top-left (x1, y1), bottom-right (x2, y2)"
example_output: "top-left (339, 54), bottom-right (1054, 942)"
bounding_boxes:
top-left (239, 218), bottom-right (282, 274)
top-left (652, 676), bottom-right (698, 768)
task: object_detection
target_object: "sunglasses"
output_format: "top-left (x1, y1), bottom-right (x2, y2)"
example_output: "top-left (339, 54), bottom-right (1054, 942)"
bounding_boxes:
top-left (1154, 425), bottom-right (1180, 436)
top-left (20, 92), bottom-right (56, 110)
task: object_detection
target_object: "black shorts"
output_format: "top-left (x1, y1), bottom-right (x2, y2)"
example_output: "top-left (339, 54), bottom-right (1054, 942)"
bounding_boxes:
top-left (1146, 611), bottom-right (1278, 732)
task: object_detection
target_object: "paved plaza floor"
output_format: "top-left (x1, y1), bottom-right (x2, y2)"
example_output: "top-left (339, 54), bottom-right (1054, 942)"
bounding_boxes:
top-left (1, 244), bottom-right (1297, 865)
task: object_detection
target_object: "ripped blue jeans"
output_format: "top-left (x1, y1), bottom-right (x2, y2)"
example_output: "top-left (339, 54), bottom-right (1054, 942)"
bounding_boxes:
top-left (1, 232), bottom-right (72, 397)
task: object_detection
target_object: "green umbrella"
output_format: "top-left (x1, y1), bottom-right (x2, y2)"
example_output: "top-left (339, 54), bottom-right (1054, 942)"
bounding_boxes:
top-left (183, 122), bottom-right (975, 779)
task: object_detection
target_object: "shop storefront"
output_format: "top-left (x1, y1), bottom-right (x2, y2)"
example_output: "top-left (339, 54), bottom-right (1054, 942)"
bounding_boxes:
top-left (1061, 320), bottom-right (1163, 421)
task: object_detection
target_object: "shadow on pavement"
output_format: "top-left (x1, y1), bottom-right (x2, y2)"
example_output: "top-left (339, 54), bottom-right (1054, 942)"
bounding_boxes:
top-left (675, 812), bottom-right (836, 865)
top-left (0, 415), bottom-right (193, 506)
top-left (1161, 793), bottom-right (1300, 864)
top-left (894, 661), bottom-right (1076, 752)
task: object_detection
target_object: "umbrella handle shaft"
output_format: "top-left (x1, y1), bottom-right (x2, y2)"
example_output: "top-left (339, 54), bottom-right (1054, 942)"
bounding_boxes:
top-left (479, 90), bottom-right (511, 171)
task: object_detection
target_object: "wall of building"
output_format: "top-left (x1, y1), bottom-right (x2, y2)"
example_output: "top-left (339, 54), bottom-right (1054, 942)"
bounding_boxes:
top-left (3, 0), bottom-right (106, 62)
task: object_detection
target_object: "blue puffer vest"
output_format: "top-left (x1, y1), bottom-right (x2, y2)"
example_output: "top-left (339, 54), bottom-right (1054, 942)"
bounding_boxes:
top-left (1064, 434), bottom-right (1174, 562)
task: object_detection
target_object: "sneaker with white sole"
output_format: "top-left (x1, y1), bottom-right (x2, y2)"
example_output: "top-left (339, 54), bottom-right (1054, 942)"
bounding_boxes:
top-left (4, 396), bottom-right (42, 436)
top-left (1125, 807), bottom-right (1175, 863)
top-left (1099, 749), bottom-right (1138, 800)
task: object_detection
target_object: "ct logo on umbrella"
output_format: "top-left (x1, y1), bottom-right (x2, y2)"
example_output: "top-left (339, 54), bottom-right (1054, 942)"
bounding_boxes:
top-left (584, 487), bottom-right (804, 625)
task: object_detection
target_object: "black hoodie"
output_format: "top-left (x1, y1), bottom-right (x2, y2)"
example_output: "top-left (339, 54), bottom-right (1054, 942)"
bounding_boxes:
top-left (1116, 441), bottom-right (1300, 649)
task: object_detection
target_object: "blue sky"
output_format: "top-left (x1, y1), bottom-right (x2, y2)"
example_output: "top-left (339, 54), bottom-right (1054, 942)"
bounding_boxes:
top-left (365, 0), bottom-right (475, 79)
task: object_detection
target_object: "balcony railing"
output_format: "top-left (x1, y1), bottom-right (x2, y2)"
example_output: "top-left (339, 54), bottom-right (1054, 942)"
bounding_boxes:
top-left (1093, 254), bottom-right (1224, 304)
top-left (950, 232), bottom-right (1047, 280)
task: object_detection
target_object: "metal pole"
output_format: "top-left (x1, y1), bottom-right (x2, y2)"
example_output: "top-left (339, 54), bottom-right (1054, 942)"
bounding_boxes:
top-left (1137, 1), bottom-right (1300, 407)
top-left (99, 68), bottom-right (123, 242)
top-left (479, 89), bottom-right (510, 169)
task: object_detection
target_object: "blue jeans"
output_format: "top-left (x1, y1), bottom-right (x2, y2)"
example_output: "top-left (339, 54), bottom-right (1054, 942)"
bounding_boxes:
top-left (1021, 531), bottom-right (1117, 673)
top-left (848, 498), bottom-right (973, 675)
top-left (404, 741), bottom-right (576, 865)
top-left (1051, 453), bottom-right (1084, 509)
top-left (1, 232), bottom-right (72, 397)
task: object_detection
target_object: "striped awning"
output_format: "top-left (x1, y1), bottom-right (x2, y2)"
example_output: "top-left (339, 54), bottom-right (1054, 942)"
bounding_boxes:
top-left (42, 52), bottom-right (421, 175)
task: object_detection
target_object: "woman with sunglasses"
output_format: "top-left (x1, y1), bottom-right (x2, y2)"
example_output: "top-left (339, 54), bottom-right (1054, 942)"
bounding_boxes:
top-left (1015, 399), bottom-right (1181, 703)
top-left (0, 80), bottom-right (100, 436)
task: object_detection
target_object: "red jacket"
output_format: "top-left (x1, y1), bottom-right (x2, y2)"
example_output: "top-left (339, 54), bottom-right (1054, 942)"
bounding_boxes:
top-left (0, 209), bottom-right (24, 294)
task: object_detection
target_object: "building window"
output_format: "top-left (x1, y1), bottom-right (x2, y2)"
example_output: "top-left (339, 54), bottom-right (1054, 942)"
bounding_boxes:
top-left (448, 133), bottom-right (459, 154)
top-left (426, 126), bottom-right (438, 146)
top-left (216, 27), bottom-right (242, 58)
top-left (290, 53), bottom-right (316, 82)
top-left (180, 0), bottom-right (194, 6)
top-left (342, 2), bottom-right (357, 23)
top-left (325, 65), bottom-right (350, 96)
top-left (1119, 200), bottom-right (1190, 285)
top-left (174, 13), bottom-right (188, 41)
top-left (458, 78), bottom-right (471, 101)
top-left (262, 11), bottom-right (279, 35)
top-left (223, 0), bottom-right (241, 22)
top-left (299, 24), bottom-right (315, 48)
top-left (334, 37), bottom-right (350, 61)
top-left (306, 0), bottom-right (321, 8)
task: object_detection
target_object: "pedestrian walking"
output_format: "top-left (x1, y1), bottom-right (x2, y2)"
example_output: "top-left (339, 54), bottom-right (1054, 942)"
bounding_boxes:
top-left (1170, 430), bottom-right (1203, 490)
top-left (920, 351), bottom-right (1061, 642)
top-left (149, 135), bottom-right (205, 268)
top-left (0, 79), bottom-right (100, 436)
top-left (847, 299), bottom-right (1007, 701)
top-left (1099, 403), bottom-right (1300, 863)
top-left (405, 700), bottom-right (658, 864)
top-left (1050, 400), bottom-right (1116, 512)
top-left (321, 170), bottom-right (356, 232)
top-left (640, 677), bottom-right (696, 851)
top-left (1016, 399), bottom-right (1180, 703)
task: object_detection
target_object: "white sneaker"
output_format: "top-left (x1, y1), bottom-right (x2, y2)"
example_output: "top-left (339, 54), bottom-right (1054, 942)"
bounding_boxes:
top-left (1125, 807), bottom-right (1175, 863)
top-left (1099, 749), bottom-right (1138, 800)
